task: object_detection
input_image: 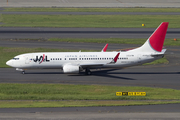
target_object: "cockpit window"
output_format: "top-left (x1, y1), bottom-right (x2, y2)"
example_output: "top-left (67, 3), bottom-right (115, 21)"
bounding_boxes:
top-left (13, 58), bottom-right (19, 60)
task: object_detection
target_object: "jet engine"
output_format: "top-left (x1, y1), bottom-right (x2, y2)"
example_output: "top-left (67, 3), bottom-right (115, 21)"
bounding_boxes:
top-left (63, 64), bottom-right (80, 73)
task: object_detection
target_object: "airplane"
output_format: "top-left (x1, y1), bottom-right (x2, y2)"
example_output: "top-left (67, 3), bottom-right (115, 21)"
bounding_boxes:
top-left (6, 22), bottom-right (169, 75)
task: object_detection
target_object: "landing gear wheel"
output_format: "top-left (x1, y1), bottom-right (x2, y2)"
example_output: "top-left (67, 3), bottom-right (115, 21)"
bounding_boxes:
top-left (85, 68), bottom-right (91, 75)
top-left (22, 71), bottom-right (25, 74)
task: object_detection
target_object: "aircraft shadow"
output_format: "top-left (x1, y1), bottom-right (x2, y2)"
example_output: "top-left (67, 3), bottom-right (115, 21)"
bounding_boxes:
top-left (24, 69), bottom-right (180, 80)
top-left (69, 69), bottom-right (180, 80)
top-left (69, 69), bottom-right (135, 80)
top-left (25, 72), bottom-right (62, 74)
top-left (103, 72), bottom-right (180, 75)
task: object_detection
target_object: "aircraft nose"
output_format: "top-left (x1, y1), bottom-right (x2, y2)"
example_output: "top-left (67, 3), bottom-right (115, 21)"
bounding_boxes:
top-left (6, 60), bottom-right (12, 66)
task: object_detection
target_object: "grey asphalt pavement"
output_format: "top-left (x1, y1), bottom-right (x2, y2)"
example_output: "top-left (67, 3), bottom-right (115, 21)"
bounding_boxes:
top-left (1, 11), bottom-right (180, 15)
top-left (0, 113), bottom-right (179, 120)
top-left (0, 0), bottom-right (180, 7)
top-left (0, 105), bottom-right (180, 120)
top-left (0, 27), bottom-right (180, 39)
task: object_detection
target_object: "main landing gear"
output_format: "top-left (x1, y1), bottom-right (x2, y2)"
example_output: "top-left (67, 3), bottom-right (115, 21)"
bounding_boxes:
top-left (22, 71), bottom-right (25, 74)
top-left (85, 68), bottom-right (91, 75)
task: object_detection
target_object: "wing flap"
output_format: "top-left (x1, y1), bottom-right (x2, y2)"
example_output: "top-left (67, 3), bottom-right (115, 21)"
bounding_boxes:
top-left (79, 63), bottom-right (104, 69)
top-left (79, 52), bottom-right (120, 68)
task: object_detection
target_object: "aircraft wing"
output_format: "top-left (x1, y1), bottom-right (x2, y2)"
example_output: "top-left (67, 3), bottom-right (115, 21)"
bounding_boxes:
top-left (79, 52), bottom-right (120, 68)
top-left (79, 63), bottom-right (104, 69)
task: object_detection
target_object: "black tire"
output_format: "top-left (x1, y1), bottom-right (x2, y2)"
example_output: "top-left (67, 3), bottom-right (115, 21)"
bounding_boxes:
top-left (22, 71), bottom-right (25, 74)
top-left (85, 68), bottom-right (91, 75)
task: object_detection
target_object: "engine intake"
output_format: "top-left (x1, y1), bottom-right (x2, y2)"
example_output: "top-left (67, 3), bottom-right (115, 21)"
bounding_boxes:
top-left (63, 64), bottom-right (80, 73)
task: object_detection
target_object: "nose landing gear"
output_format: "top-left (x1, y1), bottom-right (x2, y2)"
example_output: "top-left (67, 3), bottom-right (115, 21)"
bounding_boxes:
top-left (16, 68), bottom-right (25, 74)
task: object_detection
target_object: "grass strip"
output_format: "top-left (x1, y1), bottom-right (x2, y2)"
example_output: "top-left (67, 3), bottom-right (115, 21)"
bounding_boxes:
top-left (0, 100), bottom-right (180, 108)
top-left (0, 47), bottom-right (168, 68)
top-left (0, 14), bottom-right (180, 28)
top-left (143, 57), bottom-right (168, 65)
top-left (0, 84), bottom-right (180, 100)
top-left (49, 38), bottom-right (180, 46)
top-left (3, 8), bottom-right (180, 12)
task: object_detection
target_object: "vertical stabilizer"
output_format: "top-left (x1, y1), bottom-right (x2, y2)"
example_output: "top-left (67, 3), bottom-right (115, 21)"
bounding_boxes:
top-left (131, 22), bottom-right (169, 53)
top-left (149, 22), bottom-right (169, 52)
top-left (101, 44), bottom-right (108, 52)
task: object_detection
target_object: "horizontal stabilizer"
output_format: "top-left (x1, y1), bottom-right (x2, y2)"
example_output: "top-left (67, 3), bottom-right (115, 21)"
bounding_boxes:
top-left (151, 49), bottom-right (166, 57)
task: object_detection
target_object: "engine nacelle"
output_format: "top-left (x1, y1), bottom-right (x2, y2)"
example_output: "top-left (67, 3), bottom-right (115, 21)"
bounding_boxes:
top-left (63, 64), bottom-right (80, 73)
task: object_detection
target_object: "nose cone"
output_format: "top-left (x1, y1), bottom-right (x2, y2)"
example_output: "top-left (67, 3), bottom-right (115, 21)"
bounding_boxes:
top-left (6, 60), bottom-right (12, 67)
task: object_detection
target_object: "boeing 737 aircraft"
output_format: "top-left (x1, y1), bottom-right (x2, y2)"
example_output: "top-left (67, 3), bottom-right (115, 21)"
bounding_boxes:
top-left (6, 22), bottom-right (169, 75)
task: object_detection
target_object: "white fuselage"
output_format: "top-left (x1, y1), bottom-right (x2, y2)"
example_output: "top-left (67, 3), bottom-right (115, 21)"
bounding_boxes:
top-left (6, 51), bottom-right (162, 70)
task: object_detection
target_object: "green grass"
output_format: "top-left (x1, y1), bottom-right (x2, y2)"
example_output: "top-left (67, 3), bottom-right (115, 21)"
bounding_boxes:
top-left (0, 47), bottom-right (168, 68)
top-left (49, 38), bottom-right (180, 46)
top-left (0, 100), bottom-right (180, 108)
top-left (0, 14), bottom-right (2, 22)
top-left (144, 57), bottom-right (169, 65)
top-left (0, 84), bottom-right (180, 100)
top-left (0, 14), bottom-right (180, 28)
top-left (3, 8), bottom-right (180, 12)
top-left (0, 84), bottom-right (179, 108)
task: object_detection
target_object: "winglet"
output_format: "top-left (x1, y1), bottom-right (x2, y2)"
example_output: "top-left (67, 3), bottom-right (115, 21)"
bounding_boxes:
top-left (109, 53), bottom-right (120, 64)
top-left (101, 44), bottom-right (108, 52)
top-left (113, 53), bottom-right (120, 62)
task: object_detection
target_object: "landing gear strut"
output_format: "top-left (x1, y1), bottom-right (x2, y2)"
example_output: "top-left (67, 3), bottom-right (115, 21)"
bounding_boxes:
top-left (16, 68), bottom-right (25, 74)
top-left (22, 71), bottom-right (25, 74)
top-left (85, 68), bottom-right (91, 75)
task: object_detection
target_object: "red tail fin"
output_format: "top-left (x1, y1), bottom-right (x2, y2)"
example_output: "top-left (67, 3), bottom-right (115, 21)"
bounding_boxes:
top-left (101, 44), bottom-right (108, 52)
top-left (149, 22), bottom-right (169, 52)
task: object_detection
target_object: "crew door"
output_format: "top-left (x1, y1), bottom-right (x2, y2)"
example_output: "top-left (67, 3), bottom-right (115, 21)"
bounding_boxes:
top-left (25, 55), bottom-right (32, 64)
